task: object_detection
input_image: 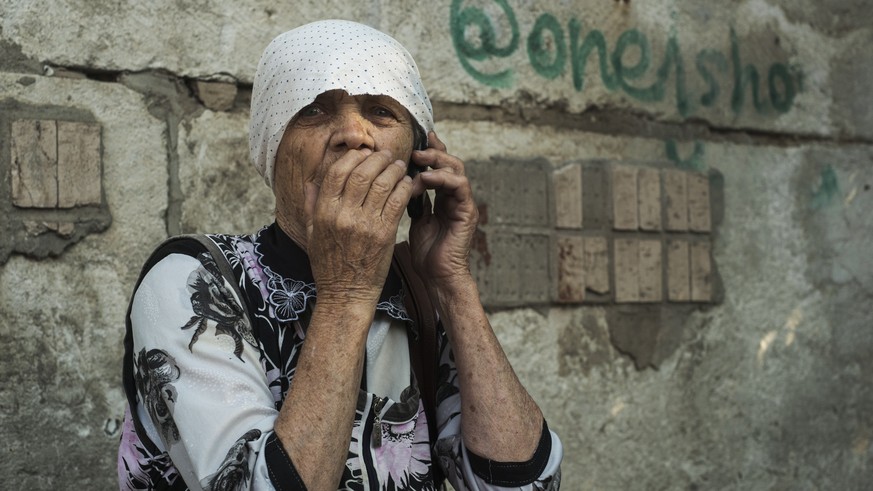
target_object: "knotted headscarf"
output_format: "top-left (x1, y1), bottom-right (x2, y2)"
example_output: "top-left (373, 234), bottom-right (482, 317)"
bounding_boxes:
top-left (249, 20), bottom-right (435, 189)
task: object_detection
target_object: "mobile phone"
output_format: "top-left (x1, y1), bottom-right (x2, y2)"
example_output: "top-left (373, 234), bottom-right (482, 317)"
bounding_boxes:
top-left (406, 133), bottom-right (428, 218)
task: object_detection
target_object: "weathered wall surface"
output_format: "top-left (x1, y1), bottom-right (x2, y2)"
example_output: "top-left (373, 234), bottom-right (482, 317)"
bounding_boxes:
top-left (1, 1), bottom-right (871, 489)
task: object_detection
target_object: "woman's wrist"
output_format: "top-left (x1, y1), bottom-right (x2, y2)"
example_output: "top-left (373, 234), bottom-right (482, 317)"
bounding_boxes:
top-left (428, 272), bottom-right (480, 311)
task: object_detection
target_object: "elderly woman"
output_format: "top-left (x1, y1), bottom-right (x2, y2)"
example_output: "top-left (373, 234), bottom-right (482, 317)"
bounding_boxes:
top-left (118, 20), bottom-right (562, 490)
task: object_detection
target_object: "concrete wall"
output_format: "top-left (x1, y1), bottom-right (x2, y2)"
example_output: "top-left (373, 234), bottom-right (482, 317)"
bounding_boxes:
top-left (1, 0), bottom-right (871, 488)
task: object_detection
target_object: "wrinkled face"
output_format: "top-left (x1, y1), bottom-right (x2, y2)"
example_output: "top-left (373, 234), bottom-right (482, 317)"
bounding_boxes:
top-left (273, 90), bottom-right (416, 248)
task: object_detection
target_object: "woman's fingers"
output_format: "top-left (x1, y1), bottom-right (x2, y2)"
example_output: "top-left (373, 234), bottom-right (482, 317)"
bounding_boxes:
top-left (427, 131), bottom-right (448, 152)
top-left (412, 132), bottom-right (464, 176)
top-left (319, 148), bottom-right (373, 200)
top-left (335, 150), bottom-right (397, 207)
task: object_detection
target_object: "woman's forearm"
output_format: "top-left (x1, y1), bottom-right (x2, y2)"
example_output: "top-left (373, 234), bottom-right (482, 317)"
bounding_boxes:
top-left (272, 300), bottom-right (373, 490)
top-left (431, 274), bottom-right (544, 461)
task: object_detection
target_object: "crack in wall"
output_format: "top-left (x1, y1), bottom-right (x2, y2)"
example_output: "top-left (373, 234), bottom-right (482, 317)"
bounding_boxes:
top-left (45, 64), bottom-right (873, 148)
top-left (30, 64), bottom-right (872, 239)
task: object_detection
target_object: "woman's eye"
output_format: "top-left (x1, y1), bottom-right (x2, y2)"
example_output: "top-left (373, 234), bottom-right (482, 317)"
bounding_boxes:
top-left (300, 105), bottom-right (323, 117)
top-left (372, 106), bottom-right (395, 118)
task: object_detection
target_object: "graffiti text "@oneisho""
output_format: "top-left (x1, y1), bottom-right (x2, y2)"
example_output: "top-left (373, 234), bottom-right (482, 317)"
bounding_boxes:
top-left (450, 0), bottom-right (802, 117)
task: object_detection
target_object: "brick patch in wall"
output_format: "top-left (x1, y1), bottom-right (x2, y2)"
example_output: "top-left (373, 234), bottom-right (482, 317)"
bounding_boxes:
top-left (11, 119), bottom-right (102, 208)
top-left (464, 157), bottom-right (718, 308)
top-left (1, 107), bottom-right (110, 263)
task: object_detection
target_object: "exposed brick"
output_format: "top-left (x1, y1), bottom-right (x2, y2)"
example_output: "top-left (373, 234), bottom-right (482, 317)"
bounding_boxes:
top-left (638, 168), bottom-right (662, 231)
top-left (487, 235), bottom-right (519, 305)
top-left (58, 121), bottom-right (102, 207)
top-left (687, 173), bottom-right (711, 232)
top-left (690, 241), bottom-right (713, 302)
top-left (553, 164), bottom-right (583, 229)
top-left (614, 238), bottom-right (639, 302)
top-left (490, 161), bottom-right (549, 226)
top-left (11, 119), bottom-right (57, 208)
top-left (638, 239), bottom-right (663, 302)
top-left (667, 240), bottom-right (690, 302)
top-left (582, 165), bottom-right (609, 230)
top-left (517, 234), bottom-right (552, 304)
top-left (583, 236), bottom-right (610, 295)
top-left (194, 80), bottom-right (238, 111)
top-left (472, 232), bottom-right (550, 306)
top-left (612, 165), bottom-right (638, 230)
top-left (556, 236), bottom-right (585, 302)
top-left (664, 169), bottom-right (688, 231)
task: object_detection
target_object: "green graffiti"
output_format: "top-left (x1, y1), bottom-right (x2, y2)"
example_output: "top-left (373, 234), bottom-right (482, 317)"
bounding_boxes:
top-left (612, 29), bottom-right (652, 97)
top-left (450, 0), bottom-right (520, 88)
top-left (811, 165), bottom-right (839, 210)
top-left (452, 2), bottom-right (802, 117)
top-left (665, 139), bottom-right (706, 171)
top-left (695, 49), bottom-right (728, 107)
top-left (768, 63), bottom-right (795, 113)
top-left (730, 28), bottom-right (766, 114)
top-left (568, 18), bottom-right (617, 92)
top-left (527, 13), bottom-right (566, 80)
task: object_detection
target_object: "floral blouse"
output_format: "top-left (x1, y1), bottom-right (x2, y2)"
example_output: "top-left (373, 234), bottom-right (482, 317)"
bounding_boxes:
top-left (118, 223), bottom-right (563, 490)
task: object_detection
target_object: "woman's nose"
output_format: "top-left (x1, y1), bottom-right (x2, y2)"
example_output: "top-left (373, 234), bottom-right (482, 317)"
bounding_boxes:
top-left (330, 109), bottom-right (375, 151)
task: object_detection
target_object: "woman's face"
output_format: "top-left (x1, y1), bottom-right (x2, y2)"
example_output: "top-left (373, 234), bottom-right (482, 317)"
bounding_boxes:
top-left (273, 90), bottom-right (416, 248)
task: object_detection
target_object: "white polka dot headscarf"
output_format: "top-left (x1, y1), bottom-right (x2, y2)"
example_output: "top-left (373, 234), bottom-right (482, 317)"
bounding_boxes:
top-left (249, 19), bottom-right (434, 189)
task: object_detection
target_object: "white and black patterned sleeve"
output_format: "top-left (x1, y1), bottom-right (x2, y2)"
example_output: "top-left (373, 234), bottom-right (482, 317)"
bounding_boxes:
top-left (431, 325), bottom-right (563, 490)
top-left (130, 252), bottom-right (301, 490)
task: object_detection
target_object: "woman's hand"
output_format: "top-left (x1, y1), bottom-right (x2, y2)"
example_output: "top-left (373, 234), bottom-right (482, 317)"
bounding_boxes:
top-left (304, 148), bottom-right (414, 307)
top-left (409, 132), bottom-right (479, 288)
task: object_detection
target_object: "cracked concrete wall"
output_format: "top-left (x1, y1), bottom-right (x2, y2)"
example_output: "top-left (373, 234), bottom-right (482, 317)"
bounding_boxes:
top-left (1, 1), bottom-right (871, 489)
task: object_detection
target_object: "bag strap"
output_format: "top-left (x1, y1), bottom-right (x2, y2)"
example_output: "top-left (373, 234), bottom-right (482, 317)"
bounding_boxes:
top-left (391, 242), bottom-right (444, 486)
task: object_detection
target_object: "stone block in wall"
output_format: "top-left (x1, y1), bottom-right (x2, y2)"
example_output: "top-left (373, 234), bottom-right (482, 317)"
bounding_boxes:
top-left (582, 164), bottom-right (609, 230)
top-left (667, 240), bottom-right (690, 302)
top-left (664, 169), bottom-right (688, 231)
top-left (614, 238), bottom-right (640, 303)
top-left (612, 165), bottom-right (638, 231)
top-left (584, 236), bottom-right (610, 297)
top-left (555, 234), bottom-right (611, 303)
top-left (11, 119), bottom-right (57, 208)
top-left (638, 239), bottom-right (663, 302)
top-left (638, 168), bottom-right (662, 231)
top-left (687, 173), bottom-right (711, 232)
top-left (471, 231), bottom-right (550, 307)
top-left (614, 237), bottom-right (662, 303)
top-left (58, 121), bottom-right (101, 207)
top-left (10, 119), bottom-right (102, 209)
top-left (193, 80), bottom-right (238, 112)
top-left (553, 164), bottom-right (582, 229)
top-left (177, 110), bottom-right (274, 234)
top-left (556, 235), bottom-right (584, 302)
top-left (466, 158), bottom-right (550, 227)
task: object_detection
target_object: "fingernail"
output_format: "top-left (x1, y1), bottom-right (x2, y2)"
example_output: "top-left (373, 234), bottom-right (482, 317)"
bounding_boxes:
top-left (360, 148), bottom-right (373, 155)
top-left (403, 175), bottom-right (412, 183)
top-left (394, 160), bottom-right (407, 167)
